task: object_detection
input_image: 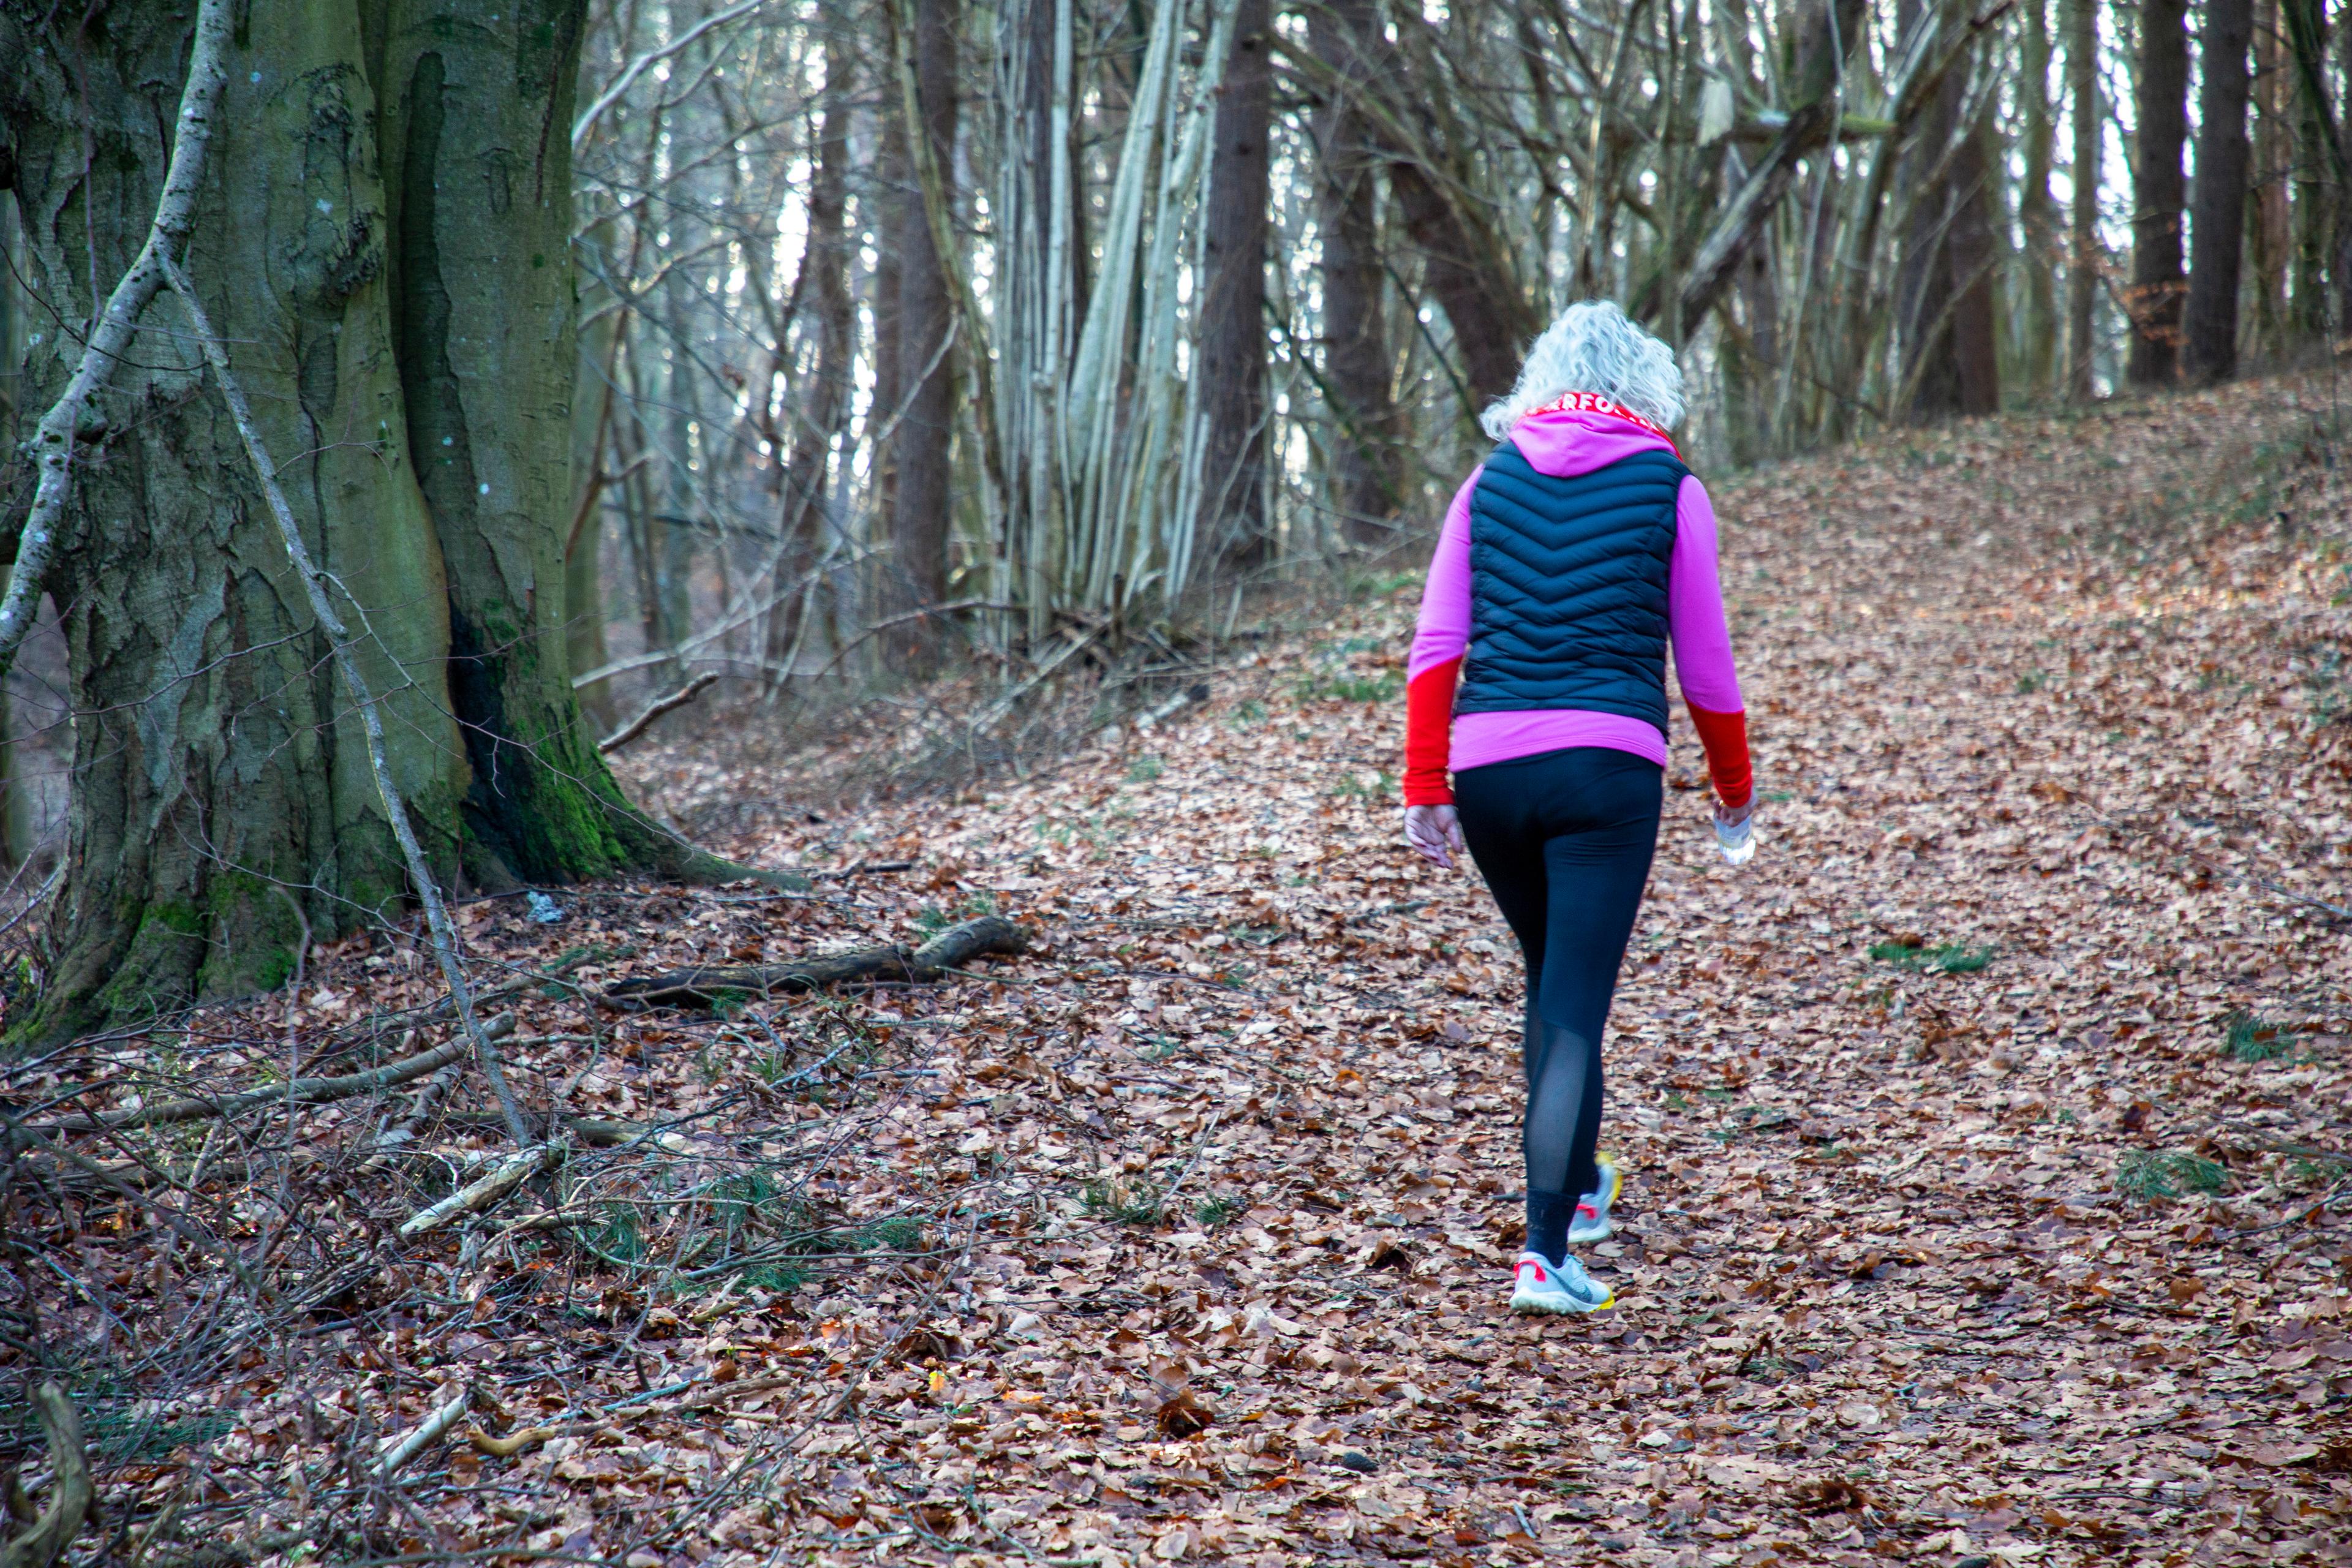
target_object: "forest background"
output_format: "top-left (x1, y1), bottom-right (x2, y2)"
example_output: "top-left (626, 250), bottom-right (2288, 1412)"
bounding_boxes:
top-left (0, 0), bottom-right (2348, 1038)
top-left (1, 0), bottom-right (2350, 1562)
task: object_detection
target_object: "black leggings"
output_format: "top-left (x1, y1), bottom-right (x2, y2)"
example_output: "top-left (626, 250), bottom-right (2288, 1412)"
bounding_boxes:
top-left (1453, 747), bottom-right (1661, 1256)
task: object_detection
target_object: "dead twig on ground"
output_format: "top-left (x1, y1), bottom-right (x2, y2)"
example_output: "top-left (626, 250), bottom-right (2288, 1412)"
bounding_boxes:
top-left (13, 1016), bottom-right (513, 1147)
top-left (604, 914), bottom-right (1029, 1007)
top-left (373, 1386), bottom-right (475, 1480)
top-left (399, 1144), bottom-right (564, 1236)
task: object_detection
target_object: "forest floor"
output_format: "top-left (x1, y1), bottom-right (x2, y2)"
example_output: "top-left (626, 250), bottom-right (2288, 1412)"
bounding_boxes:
top-left (8, 375), bottom-right (2352, 1568)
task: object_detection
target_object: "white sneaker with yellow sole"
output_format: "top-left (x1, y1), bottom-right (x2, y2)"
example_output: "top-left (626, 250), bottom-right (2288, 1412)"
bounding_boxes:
top-left (1569, 1154), bottom-right (1621, 1246)
top-left (1508, 1251), bottom-right (1614, 1314)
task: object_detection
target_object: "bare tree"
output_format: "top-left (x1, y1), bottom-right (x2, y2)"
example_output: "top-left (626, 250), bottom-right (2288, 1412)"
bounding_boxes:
top-left (2128, 0), bottom-right (2192, 385)
top-left (886, 0), bottom-right (963, 663)
top-left (1312, 0), bottom-right (1401, 545)
top-left (2184, 0), bottom-right (2258, 382)
top-left (1201, 0), bottom-right (1275, 570)
top-left (2065, 0), bottom-right (2101, 398)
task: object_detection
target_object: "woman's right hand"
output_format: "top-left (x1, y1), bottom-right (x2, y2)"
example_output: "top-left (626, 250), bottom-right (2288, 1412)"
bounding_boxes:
top-left (1404, 804), bottom-right (1467, 870)
top-left (1713, 796), bottom-right (1757, 865)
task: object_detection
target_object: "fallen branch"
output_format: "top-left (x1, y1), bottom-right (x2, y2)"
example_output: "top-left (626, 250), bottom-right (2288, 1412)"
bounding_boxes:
top-left (399, 1144), bottom-right (563, 1237)
top-left (599, 671), bottom-right (719, 753)
top-left (431, 1111), bottom-right (690, 1152)
top-left (14, 1016), bottom-right (513, 1148)
top-left (604, 914), bottom-right (1031, 1008)
top-left (465, 1372), bottom-right (801, 1460)
top-left (374, 1386), bottom-right (475, 1480)
top-left (1127, 681), bottom-right (1212, 733)
top-left (811, 859), bottom-right (915, 880)
top-left (0, 1384), bottom-right (92, 1568)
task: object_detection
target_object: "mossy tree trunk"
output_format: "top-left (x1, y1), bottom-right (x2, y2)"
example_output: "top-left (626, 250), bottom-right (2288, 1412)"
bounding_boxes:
top-left (0, 0), bottom-right (737, 1046)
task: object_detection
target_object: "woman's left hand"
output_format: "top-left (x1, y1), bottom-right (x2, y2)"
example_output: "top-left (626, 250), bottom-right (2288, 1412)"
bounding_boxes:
top-left (1404, 804), bottom-right (1467, 870)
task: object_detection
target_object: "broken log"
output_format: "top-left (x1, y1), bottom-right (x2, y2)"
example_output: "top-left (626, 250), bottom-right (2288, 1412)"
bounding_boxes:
top-left (604, 914), bottom-right (1030, 1008)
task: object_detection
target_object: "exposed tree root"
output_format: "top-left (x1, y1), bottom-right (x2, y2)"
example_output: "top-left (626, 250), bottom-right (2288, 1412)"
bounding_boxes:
top-left (0, 1384), bottom-right (93, 1568)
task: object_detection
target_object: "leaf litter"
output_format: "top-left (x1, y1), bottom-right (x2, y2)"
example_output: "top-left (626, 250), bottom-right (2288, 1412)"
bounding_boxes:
top-left (4, 378), bottom-right (2350, 1566)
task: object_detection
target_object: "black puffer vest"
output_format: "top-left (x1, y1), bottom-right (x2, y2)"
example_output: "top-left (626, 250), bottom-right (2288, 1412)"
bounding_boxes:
top-left (1455, 442), bottom-right (1689, 735)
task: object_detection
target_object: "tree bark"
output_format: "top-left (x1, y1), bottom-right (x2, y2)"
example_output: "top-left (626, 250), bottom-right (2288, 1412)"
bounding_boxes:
top-left (1945, 115), bottom-right (2003, 415)
top-left (1200, 0), bottom-right (1274, 571)
top-left (1896, 29), bottom-right (1999, 422)
top-left (372, 0), bottom-right (719, 892)
top-left (2184, 0), bottom-right (2257, 383)
top-left (2064, 0), bottom-right (2101, 398)
top-left (884, 0), bottom-right (960, 664)
top-left (0, 0), bottom-right (748, 1046)
top-left (2285, 0), bottom-right (2335, 342)
top-left (2128, 0), bottom-right (2192, 385)
top-left (2017, 0), bottom-right (2059, 397)
top-left (2248, 0), bottom-right (2293, 355)
top-left (0, 197), bottom-right (28, 870)
top-left (5, 1), bottom-right (467, 1042)
top-left (765, 13), bottom-right (857, 676)
top-left (1310, 0), bottom-right (1400, 545)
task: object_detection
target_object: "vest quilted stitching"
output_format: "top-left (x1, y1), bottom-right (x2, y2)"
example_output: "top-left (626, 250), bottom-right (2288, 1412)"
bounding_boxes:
top-left (1458, 443), bottom-right (1687, 733)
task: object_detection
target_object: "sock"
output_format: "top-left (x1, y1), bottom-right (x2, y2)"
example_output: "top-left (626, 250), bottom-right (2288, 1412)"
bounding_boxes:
top-left (1526, 1188), bottom-right (1577, 1264)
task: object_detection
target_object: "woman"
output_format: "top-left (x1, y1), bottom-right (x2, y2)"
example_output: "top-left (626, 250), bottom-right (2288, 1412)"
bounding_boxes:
top-left (1401, 301), bottom-right (1756, 1316)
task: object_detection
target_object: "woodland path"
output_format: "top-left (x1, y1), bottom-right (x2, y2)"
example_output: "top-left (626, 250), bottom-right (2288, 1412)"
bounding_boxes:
top-left (20, 381), bottom-right (2351, 1567)
top-left (595, 377), bottom-right (2352, 1566)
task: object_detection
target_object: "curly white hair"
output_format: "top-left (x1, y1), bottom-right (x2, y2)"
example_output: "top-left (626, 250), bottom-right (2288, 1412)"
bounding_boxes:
top-left (1479, 300), bottom-right (1687, 441)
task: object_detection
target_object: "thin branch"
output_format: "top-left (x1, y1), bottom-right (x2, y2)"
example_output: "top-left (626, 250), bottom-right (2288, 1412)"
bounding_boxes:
top-left (600, 671), bottom-right (720, 752)
top-left (13, 1016), bottom-right (514, 1144)
top-left (0, 0), bottom-right (230, 682)
top-left (571, 0), bottom-right (772, 151)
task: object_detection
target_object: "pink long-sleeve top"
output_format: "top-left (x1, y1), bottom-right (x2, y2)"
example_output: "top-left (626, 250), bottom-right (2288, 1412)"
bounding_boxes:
top-left (1403, 405), bottom-right (1752, 808)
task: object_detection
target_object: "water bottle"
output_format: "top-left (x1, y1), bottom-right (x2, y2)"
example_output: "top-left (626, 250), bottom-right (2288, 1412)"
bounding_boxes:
top-left (1714, 810), bottom-right (1757, 867)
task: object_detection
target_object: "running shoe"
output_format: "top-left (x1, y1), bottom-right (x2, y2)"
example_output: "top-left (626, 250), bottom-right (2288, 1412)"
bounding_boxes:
top-left (1509, 1251), bottom-right (1614, 1314)
top-left (1569, 1154), bottom-right (1622, 1245)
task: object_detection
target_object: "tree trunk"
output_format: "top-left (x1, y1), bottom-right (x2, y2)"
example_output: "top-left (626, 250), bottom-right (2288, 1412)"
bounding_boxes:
top-left (884, 0), bottom-right (959, 664)
top-left (2282, 0), bottom-right (2352, 342)
top-left (766, 15), bottom-right (857, 677)
top-left (2184, 0), bottom-right (2256, 382)
top-left (2286, 0), bottom-right (2334, 342)
top-left (1945, 115), bottom-right (2003, 415)
top-left (0, 0), bottom-right (737, 1046)
top-left (1896, 48), bottom-right (1964, 418)
top-left (0, 195), bottom-right (28, 870)
top-left (2017, 0), bottom-right (2059, 397)
top-left (1200, 0), bottom-right (1274, 570)
top-left (567, 213), bottom-right (622, 731)
top-left (1310, 0), bottom-right (1400, 545)
top-left (2128, 0), bottom-right (2191, 384)
top-left (373, 0), bottom-right (706, 889)
top-left (2249, 0), bottom-right (2293, 356)
top-left (2064, 0), bottom-right (2101, 398)
top-left (5, 1), bottom-right (466, 1040)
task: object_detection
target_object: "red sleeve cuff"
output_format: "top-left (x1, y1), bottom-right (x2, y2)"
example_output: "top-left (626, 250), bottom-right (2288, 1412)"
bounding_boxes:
top-left (1403, 658), bottom-right (1460, 805)
top-left (1689, 703), bottom-right (1752, 809)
